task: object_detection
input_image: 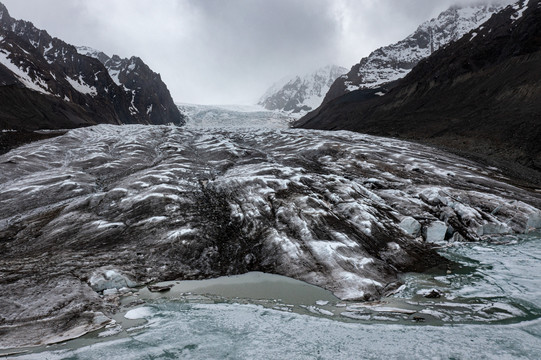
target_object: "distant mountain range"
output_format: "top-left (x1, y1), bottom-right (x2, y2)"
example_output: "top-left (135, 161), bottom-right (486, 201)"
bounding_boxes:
top-left (258, 65), bottom-right (347, 117)
top-left (0, 2), bottom-right (184, 130)
top-left (295, 0), bottom-right (541, 184)
top-left (261, 3), bottom-right (509, 117)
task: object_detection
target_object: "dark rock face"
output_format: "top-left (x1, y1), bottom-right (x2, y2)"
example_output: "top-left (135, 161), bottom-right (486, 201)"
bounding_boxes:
top-left (0, 2), bottom-right (184, 130)
top-left (77, 47), bottom-right (182, 126)
top-left (0, 129), bottom-right (66, 155)
top-left (296, 0), bottom-right (541, 184)
top-left (1, 124), bottom-right (540, 347)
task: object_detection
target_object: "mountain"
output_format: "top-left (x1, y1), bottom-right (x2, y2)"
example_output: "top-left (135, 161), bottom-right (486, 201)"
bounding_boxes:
top-left (258, 65), bottom-right (347, 117)
top-left (0, 2), bottom-right (184, 130)
top-left (318, 2), bottom-right (510, 108)
top-left (295, 0), bottom-right (541, 184)
top-left (76, 46), bottom-right (182, 126)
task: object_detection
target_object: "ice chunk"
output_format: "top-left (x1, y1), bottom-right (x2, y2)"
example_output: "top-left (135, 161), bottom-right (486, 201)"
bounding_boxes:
top-left (526, 212), bottom-right (541, 230)
top-left (424, 221), bottom-right (447, 243)
top-left (124, 307), bottom-right (153, 320)
top-left (399, 217), bottom-right (421, 237)
top-left (103, 288), bottom-right (119, 296)
top-left (89, 269), bottom-right (136, 292)
top-left (483, 223), bottom-right (511, 235)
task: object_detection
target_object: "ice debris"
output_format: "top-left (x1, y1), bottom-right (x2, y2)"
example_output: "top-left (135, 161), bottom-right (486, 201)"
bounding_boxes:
top-left (89, 269), bottom-right (135, 292)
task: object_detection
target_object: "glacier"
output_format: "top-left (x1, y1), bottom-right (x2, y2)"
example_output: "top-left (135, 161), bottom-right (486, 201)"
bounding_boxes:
top-left (1, 122), bottom-right (540, 348)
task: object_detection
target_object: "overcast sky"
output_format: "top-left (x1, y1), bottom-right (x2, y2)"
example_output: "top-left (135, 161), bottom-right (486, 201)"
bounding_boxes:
top-left (2, 0), bottom-right (508, 104)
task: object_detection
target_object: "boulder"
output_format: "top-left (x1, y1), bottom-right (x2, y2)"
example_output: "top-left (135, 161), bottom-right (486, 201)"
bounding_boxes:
top-left (424, 289), bottom-right (443, 298)
top-left (148, 284), bottom-right (174, 293)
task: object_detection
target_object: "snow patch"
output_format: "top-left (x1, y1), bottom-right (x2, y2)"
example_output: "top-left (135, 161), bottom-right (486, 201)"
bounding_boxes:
top-left (66, 75), bottom-right (98, 96)
top-left (511, 2), bottom-right (528, 21)
top-left (0, 50), bottom-right (51, 95)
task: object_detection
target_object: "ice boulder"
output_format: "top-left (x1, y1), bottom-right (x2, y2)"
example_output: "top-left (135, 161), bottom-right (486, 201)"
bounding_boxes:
top-left (399, 217), bottom-right (421, 237)
top-left (103, 288), bottom-right (119, 296)
top-left (124, 307), bottom-right (153, 320)
top-left (482, 222), bottom-right (511, 235)
top-left (527, 211), bottom-right (541, 231)
top-left (89, 269), bottom-right (136, 292)
top-left (423, 221), bottom-right (447, 243)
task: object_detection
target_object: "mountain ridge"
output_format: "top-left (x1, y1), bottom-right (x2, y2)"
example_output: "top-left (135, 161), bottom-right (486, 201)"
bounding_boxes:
top-left (310, 1), bottom-right (511, 115)
top-left (0, 2), bottom-right (184, 130)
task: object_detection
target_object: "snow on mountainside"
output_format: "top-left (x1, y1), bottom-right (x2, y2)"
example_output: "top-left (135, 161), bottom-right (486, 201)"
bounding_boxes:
top-left (321, 1), bottom-right (513, 105)
top-left (76, 46), bottom-right (143, 88)
top-left (76, 46), bottom-right (171, 118)
top-left (259, 65), bottom-right (347, 118)
top-left (0, 2), bottom-right (183, 130)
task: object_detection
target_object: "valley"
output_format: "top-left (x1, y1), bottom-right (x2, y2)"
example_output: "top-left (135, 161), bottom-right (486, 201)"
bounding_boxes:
top-left (1, 0), bottom-right (540, 358)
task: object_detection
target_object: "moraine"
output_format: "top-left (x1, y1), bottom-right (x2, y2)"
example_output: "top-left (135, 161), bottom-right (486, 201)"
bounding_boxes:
top-left (1, 122), bottom-right (540, 349)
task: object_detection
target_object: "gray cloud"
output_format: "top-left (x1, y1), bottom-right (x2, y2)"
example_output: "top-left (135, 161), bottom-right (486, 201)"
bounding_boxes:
top-left (1, 0), bottom-right (513, 104)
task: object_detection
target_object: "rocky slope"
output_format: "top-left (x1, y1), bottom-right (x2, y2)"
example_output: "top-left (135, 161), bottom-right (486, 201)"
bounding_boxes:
top-left (296, 0), bottom-right (541, 184)
top-left (318, 2), bottom-right (510, 108)
top-left (77, 46), bottom-right (182, 126)
top-left (259, 65), bottom-right (347, 117)
top-left (1, 124), bottom-right (540, 347)
top-left (0, 2), bottom-right (184, 130)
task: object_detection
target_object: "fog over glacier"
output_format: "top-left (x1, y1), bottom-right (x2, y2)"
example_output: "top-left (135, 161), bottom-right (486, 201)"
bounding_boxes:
top-left (1, 0), bottom-right (514, 104)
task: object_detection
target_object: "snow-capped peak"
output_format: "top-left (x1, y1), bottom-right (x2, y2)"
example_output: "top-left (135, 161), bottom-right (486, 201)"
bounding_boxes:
top-left (76, 45), bottom-right (101, 58)
top-left (323, 1), bottom-right (513, 104)
top-left (259, 64), bottom-right (347, 118)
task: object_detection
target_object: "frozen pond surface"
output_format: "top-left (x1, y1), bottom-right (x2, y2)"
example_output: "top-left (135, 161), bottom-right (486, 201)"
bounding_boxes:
top-left (10, 233), bottom-right (541, 359)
